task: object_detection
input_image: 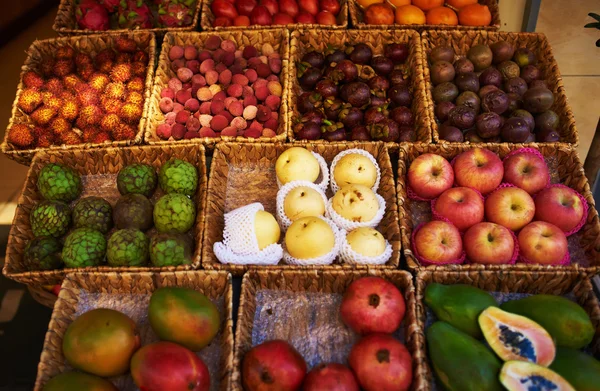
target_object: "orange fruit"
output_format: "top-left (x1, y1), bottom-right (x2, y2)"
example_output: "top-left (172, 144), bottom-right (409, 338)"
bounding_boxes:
top-left (445, 0), bottom-right (478, 9)
top-left (395, 4), bottom-right (426, 24)
top-left (411, 0), bottom-right (444, 11)
top-left (388, 0), bottom-right (412, 6)
top-left (357, 0), bottom-right (385, 8)
top-left (426, 6), bottom-right (458, 25)
top-left (458, 3), bottom-right (492, 26)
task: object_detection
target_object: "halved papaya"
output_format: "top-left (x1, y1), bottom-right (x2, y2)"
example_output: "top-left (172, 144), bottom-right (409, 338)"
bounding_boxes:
top-left (479, 307), bottom-right (555, 366)
top-left (500, 361), bottom-right (575, 391)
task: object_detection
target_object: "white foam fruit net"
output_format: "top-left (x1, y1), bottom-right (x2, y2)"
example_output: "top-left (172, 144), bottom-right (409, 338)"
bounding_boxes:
top-left (214, 202), bottom-right (283, 265)
top-left (326, 193), bottom-right (386, 231)
top-left (275, 180), bottom-right (329, 230)
top-left (339, 231), bottom-right (393, 265)
top-left (276, 151), bottom-right (330, 191)
top-left (283, 216), bottom-right (343, 266)
top-left (329, 149), bottom-right (381, 194)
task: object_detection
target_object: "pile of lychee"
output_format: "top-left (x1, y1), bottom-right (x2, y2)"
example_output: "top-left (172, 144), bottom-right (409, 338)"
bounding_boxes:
top-left (156, 35), bottom-right (283, 140)
top-left (8, 36), bottom-right (147, 150)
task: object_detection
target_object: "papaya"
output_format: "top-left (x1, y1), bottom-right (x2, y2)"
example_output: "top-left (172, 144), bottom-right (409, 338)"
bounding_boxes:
top-left (479, 307), bottom-right (555, 366)
top-left (501, 294), bottom-right (594, 349)
top-left (148, 287), bottom-right (220, 351)
top-left (425, 283), bottom-right (497, 338)
top-left (43, 371), bottom-right (118, 391)
top-left (549, 347), bottom-right (600, 391)
top-left (500, 361), bottom-right (575, 391)
top-left (427, 321), bottom-right (503, 391)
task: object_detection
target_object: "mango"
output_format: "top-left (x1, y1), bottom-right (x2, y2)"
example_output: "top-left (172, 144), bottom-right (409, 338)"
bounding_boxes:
top-left (500, 361), bottom-right (575, 391)
top-left (43, 372), bottom-right (117, 391)
top-left (550, 347), bottom-right (600, 391)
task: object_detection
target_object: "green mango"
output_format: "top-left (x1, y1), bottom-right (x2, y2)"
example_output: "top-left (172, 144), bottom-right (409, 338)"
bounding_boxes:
top-left (427, 321), bottom-right (503, 391)
top-left (425, 283), bottom-right (497, 338)
top-left (501, 294), bottom-right (594, 349)
top-left (550, 347), bottom-right (600, 391)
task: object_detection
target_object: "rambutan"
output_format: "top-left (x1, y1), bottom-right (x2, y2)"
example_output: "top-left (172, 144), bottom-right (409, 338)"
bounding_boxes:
top-left (60, 91), bottom-right (76, 101)
top-left (127, 77), bottom-right (144, 92)
top-left (36, 132), bottom-right (55, 148)
top-left (100, 113), bottom-right (121, 132)
top-left (88, 73), bottom-right (110, 91)
top-left (77, 86), bottom-right (100, 106)
top-left (60, 131), bottom-right (83, 145)
top-left (54, 59), bottom-right (74, 78)
top-left (126, 91), bottom-right (144, 106)
top-left (7, 124), bottom-right (35, 149)
top-left (32, 126), bottom-right (46, 139)
top-left (43, 95), bottom-right (63, 112)
top-left (82, 126), bottom-right (100, 143)
top-left (101, 97), bottom-right (121, 114)
top-left (50, 117), bottom-right (72, 136)
top-left (17, 89), bottom-right (43, 113)
top-left (79, 105), bottom-right (103, 126)
top-left (92, 131), bottom-right (112, 143)
top-left (132, 50), bottom-right (148, 63)
top-left (22, 71), bottom-right (44, 90)
top-left (97, 60), bottom-right (114, 74)
top-left (39, 57), bottom-right (55, 77)
top-left (104, 82), bottom-right (126, 99)
top-left (60, 99), bottom-right (80, 122)
top-left (130, 61), bottom-right (147, 77)
top-left (78, 65), bottom-right (95, 81)
top-left (45, 78), bottom-right (64, 95)
top-left (115, 36), bottom-right (137, 53)
top-left (95, 48), bottom-right (116, 65)
top-left (31, 107), bottom-right (57, 126)
top-left (56, 46), bottom-right (75, 60)
top-left (119, 103), bottom-right (143, 125)
top-left (75, 52), bottom-right (93, 68)
top-left (115, 52), bottom-right (132, 64)
top-left (112, 123), bottom-right (136, 141)
top-left (110, 63), bottom-right (132, 83)
top-left (63, 74), bottom-right (82, 91)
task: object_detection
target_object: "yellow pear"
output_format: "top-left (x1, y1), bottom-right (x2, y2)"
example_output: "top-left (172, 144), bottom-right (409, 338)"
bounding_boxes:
top-left (284, 186), bottom-right (326, 221)
top-left (334, 153), bottom-right (377, 188)
top-left (275, 147), bottom-right (320, 185)
top-left (347, 227), bottom-right (386, 257)
top-left (254, 210), bottom-right (280, 250)
top-left (285, 217), bottom-right (335, 259)
top-left (332, 184), bottom-right (380, 222)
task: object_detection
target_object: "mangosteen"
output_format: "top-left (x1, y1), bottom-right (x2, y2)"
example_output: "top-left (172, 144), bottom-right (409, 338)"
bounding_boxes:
top-left (370, 95), bottom-right (389, 107)
top-left (504, 77), bottom-right (528, 96)
top-left (298, 67), bottom-right (322, 90)
top-left (364, 106), bottom-right (386, 125)
top-left (332, 60), bottom-right (358, 82)
top-left (506, 92), bottom-right (523, 113)
top-left (369, 119), bottom-right (399, 142)
top-left (315, 79), bottom-right (339, 99)
top-left (385, 43), bottom-right (409, 65)
top-left (389, 69), bottom-right (407, 86)
top-left (339, 107), bottom-right (364, 129)
top-left (535, 110), bottom-right (559, 132)
top-left (340, 82), bottom-right (371, 107)
top-left (529, 80), bottom-right (548, 89)
top-left (357, 65), bottom-right (376, 81)
top-left (454, 58), bottom-right (475, 75)
top-left (482, 90), bottom-right (509, 114)
top-left (349, 43), bottom-right (372, 64)
top-left (429, 46), bottom-right (455, 63)
top-left (510, 110), bottom-right (535, 131)
top-left (350, 126), bottom-right (371, 141)
top-left (479, 85), bottom-right (499, 99)
top-left (325, 49), bottom-right (346, 66)
top-left (430, 61), bottom-right (456, 85)
top-left (390, 106), bottom-right (414, 126)
top-left (323, 99), bottom-right (347, 120)
top-left (389, 84), bottom-right (412, 107)
top-left (513, 47), bottom-right (537, 68)
top-left (455, 72), bottom-right (480, 93)
top-left (479, 67), bottom-right (503, 87)
top-left (302, 51), bottom-right (325, 69)
top-left (536, 127), bottom-right (560, 142)
top-left (448, 106), bottom-right (476, 130)
top-left (456, 91), bottom-right (481, 113)
top-left (497, 61), bottom-right (520, 80)
top-left (439, 123), bottom-right (464, 142)
top-left (371, 56), bottom-right (394, 76)
top-left (520, 65), bottom-right (541, 84)
top-left (475, 112), bottom-right (503, 138)
top-left (294, 122), bottom-right (321, 140)
top-left (490, 41), bottom-right (515, 64)
top-left (464, 129), bottom-right (484, 143)
top-left (432, 82), bottom-right (459, 103)
top-left (525, 132), bottom-right (536, 143)
top-left (522, 86), bottom-right (554, 114)
top-left (501, 117), bottom-right (530, 142)
top-left (301, 109), bottom-right (325, 125)
top-left (297, 92), bottom-right (322, 113)
top-left (434, 101), bottom-right (455, 122)
top-left (369, 75), bottom-right (390, 96)
top-left (398, 127), bottom-right (417, 142)
top-left (322, 128), bottom-right (347, 141)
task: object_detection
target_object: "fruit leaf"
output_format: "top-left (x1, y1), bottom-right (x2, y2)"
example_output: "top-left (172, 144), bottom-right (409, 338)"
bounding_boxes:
top-left (584, 22), bottom-right (600, 28)
top-left (588, 12), bottom-right (600, 21)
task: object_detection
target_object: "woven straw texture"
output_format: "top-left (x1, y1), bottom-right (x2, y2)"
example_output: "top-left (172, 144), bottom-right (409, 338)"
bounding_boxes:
top-left (421, 30), bottom-right (578, 146)
top-left (200, 0), bottom-right (349, 31)
top-left (414, 269), bottom-right (600, 388)
top-left (3, 144), bottom-right (208, 291)
top-left (202, 142), bottom-right (401, 275)
top-left (145, 30), bottom-right (290, 147)
top-left (287, 29), bottom-right (431, 145)
top-left (231, 269), bottom-right (426, 391)
top-left (34, 271), bottom-right (233, 391)
top-left (397, 143), bottom-right (600, 273)
top-left (28, 285), bottom-right (60, 308)
top-left (53, 0), bottom-right (202, 35)
top-left (1, 32), bottom-right (156, 166)
top-left (349, 0), bottom-right (500, 31)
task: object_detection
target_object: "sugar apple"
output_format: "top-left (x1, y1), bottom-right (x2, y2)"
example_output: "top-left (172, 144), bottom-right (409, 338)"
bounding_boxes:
top-left (62, 228), bottom-right (106, 268)
top-left (106, 228), bottom-right (149, 267)
top-left (72, 197), bottom-right (113, 233)
top-left (30, 200), bottom-right (72, 238)
top-left (24, 237), bottom-right (63, 270)
top-left (153, 194), bottom-right (195, 234)
top-left (158, 159), bottom-right (198, 196)
top-left (149, 233), bottom-right (193, 267)
top-left (117, 163), bottom-right (157, 197)
top-left (113, 193), bottom-right (153, 231)
top-left (37, 163), bottom-right (82, 202)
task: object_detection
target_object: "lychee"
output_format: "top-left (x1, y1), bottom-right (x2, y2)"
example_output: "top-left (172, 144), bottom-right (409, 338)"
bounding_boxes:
top-left (54, 59), bottom-right (74, 78)
top-left (22, 71), bottom-right (44, 89)
top-left (45, 78), bottom-right (64, 95)
top-left (119, 103), bottom-right (142, 124)
top-left (7, 124), bottom-right (35, 149)
top-left (60, 99), bottom-right (80, 121)
top-left (112, 123), bottom-right (136, 141)
top-left (50, 117), bottom-right (72, 136)
top-left (88, 73), bottom-right (110, 91)
top-left (156, 123), bottom-right (171, 139)
top-left (17, 89), bottom-right (43, 113)
top-left (31, 107), bottom-right (57, 126)
top-left (104, 82), bottom-right (126, 99)
top-left (126, 91), bottom-right (144, 106)
top-left (127, 76), bottom-right (144, 92)
top-left (79, 105), bottom-right (103, 126)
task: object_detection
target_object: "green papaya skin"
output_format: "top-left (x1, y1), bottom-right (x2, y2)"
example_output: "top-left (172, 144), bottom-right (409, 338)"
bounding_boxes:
top-left (550, 347), bottom-right (600, 391)
top-left (425, 283), bottom-right (498, 338)
top-left (427, 321), bottom-right (504, 391)
top-left (501, 294), bottom-right (594, 349)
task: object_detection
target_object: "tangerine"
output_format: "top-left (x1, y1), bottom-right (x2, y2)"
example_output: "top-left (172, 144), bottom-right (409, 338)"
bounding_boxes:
top-left (445, 0), bottom-right (478, 9)
top-left (426, 6), bottom-right (458, 25)
top-left (365, 3), bottom-right (396, 24)
top-left (388, 0), bottom-right (412, 6)
top-left (395, 5), bottom-right (426, 24)
top-left (458, 3), bottom-right (492, 26)
top-left (411, 0), bottom-right (444, 11)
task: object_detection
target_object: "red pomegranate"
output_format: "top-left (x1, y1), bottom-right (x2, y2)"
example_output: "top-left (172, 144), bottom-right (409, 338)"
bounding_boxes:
top-left (303, 363), bottom-right (359, 391)
top-left (242, 340), bottom-right (307, 391)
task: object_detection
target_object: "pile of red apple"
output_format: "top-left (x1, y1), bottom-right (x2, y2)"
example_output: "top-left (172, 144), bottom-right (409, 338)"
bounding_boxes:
top-left (210, 0), bottom-right (342, 27)
top-left (241, 276), bottom-right (413, 391)
top-left (407, 148), bottom-right (587, 266)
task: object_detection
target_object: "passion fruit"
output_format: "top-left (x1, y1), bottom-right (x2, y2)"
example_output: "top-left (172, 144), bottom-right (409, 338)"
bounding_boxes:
top-left (430, 46), bottom-right (455, 63)
top-left (435, 101), bottom-right (455, 122)
top-left (455, 72), bottom-right (480, 93)
top-left (497, 61), bottom-right (520, 81)
top-left (456, 91), bottom-right (481, 113)
top-left (430, 61), bottom-right (456, 85)
top-left (454, 58), bottom-right (475, 75)
top-left (448, 106), bottom-right (476, 130)
top-left (490, 41), bottom-right (515, 64)
top-left (432, 82), bottom-right (459, 103)
top-left (467, 44), bottom-right (493, 71)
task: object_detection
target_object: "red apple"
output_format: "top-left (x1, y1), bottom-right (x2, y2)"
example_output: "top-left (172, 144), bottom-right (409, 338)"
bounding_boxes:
top-left (340, 276), bottom-right (405, 335)
top-left (349, 334), bottom-right (412, 391)
top-left (236, 0), bottom-right (257, 16)
top-left (316, 10), bottom-right (337, 24)
top-left (414, 221), bottom-right (462, 264)
top-left (260, 0), bottom-right (279, 15)
top-left (518, 221), bottom-right (568, 264)
top-left (242, 340), bottom-right (307, 391)
top-left (273, 12), bottom-right (295, 24)
top-left (280, 0), bottom-right (300, 18)
top-left (320, 0), bottom-right (341, 15)
top-left (299, 0), bottom-right (319, 15)
top-left (296, 11), bottom-right (316, 23)
top-left (464, 222), bottom-right (515, 264)
top-left (485, 186), bottom-right (535, 231)
top-left (453, 148), bottom-right (504, 195)
top-left (534, 186), bottom-right (585, 233)
top-left (503, 151), bottom-right (549, 194)
top-left (250, 5), bottom-right (273, 24)
top-left (407, 153), bottom-right (454, 199)
top-left (433, 187), bottom-right (484, 231)
top-left (303, 363), bottom-right (359, 391)
top-left (212, 0), bottom-right (238, 18)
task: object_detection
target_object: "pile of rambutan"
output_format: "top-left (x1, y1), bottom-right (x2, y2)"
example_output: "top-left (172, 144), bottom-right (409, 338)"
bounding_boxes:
top-left (7, 36), bottom-right (147, 150)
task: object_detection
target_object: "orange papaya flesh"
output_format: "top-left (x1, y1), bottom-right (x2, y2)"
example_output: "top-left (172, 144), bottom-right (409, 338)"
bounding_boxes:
top-left (500, 361), bottom-right (575, 391)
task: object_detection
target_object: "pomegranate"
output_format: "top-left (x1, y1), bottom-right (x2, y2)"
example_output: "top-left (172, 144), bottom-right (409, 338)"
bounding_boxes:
top-left (303, 363), bottom-right (359, 391)
top-left (242, 340), bottom-right (307, 391)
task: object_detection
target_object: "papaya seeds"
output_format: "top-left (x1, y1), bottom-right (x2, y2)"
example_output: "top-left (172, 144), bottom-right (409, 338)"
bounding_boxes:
top-left (500, 361), bottom-right (575, 391)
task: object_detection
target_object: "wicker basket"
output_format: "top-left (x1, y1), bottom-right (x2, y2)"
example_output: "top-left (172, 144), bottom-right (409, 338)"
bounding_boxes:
top-left (397, 143), bottom-right (600, 273)
top-left (34, 271), bottom-right (233, 391)
top-left (421, 30), bottom-right (578, 146)
top-left (349, 0), bottom-right (500, 31)
top-left (232, 269), bottom-right (426, 391)
top-left (28, 285), bottom-right (59, 308)
top-left (200, 0), bottom-right (349, 31)
top-left (3, 144), bottom-right (208, 290)
top-left (145, 30), bottom-right (290, 147)
top-left (202, 142), bottom-right (401, 275)
top-left (414, 269), bottom-right (600, 389)
top-left (53, 0), bottom-right (203, 35)
top-left (1, 32), bottom-right (156, 166)
top-left (287, 29), bottom-right (431, 145)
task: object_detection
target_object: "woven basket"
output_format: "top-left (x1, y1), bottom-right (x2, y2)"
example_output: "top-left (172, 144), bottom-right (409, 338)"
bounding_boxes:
top-left (231, 269), bottom-right (426, 391)
top-left (421, 30), bottom-right (578, 146)
top-left (200, 0), bottom-right (349, 31)
top-left (397, 143), bottom-right (600, 273)
top-left (3, 144), bottom-right (208, 289)
top-left (27, 285), bottom-right (59, 308)
top-left (202, 142), bottom-right (401, 275)
top-left (145, 30), bottom-right (290, 147)
top-left (349, 0), bottom-right (500, 31)
top-left (53, 0), bottom-right (203, 35)
top-left (34, 271), bottom-right (233, 391)
top-left (1, 32), bottom-right (156, 166)
top-left (414, 269), bottom-right (600, 389)
top-left (287, 29), bottom-right (431, 145)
